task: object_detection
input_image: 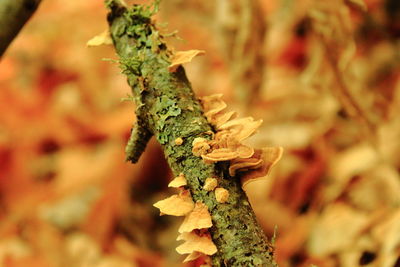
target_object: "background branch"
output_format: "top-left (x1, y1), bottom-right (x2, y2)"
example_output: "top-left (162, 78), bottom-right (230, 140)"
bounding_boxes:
top-left (0, 0), bottom-right (42, 57)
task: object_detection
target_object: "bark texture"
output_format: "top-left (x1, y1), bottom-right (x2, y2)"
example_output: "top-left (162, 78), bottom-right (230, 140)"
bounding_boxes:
top-left (106, 1), bottom-right (277, 266)
top-left (0, 0), bottom-right (42, 57)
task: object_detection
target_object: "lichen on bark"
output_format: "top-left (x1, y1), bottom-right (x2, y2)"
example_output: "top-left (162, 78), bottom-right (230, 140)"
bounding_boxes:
top-left (106, 1), bottom-right (277, 266)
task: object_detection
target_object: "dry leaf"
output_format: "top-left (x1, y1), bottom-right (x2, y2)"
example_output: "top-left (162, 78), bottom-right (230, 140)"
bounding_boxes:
top-left (346, 0), bottom-right (367, 11)
top-left (86, 30), bottom-right (113, 47)
top-left (214, 188), bottom-right (229, 203)
top-left (179, 202), bottom-right (213, 233)
top-left (372, 209), bottom-right (400, 267)
top-left (307, 203), bottom-right (369, 257)
top-left (176, 232), bottom-right (217, 255)
top-left (168, 50), bottom-right (205, 72)
top-left (325, 143), bottom-right (378, 202)
top-left (153, 190), bottom-right (194, 216)
top-left (168, 173), bottom-right (187, 188)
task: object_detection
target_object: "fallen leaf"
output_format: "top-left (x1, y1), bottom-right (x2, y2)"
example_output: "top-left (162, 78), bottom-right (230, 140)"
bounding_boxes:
top-left (346, 0), bottom-right (367, 11)
top-left (307, 203), bottom-right (369, 257)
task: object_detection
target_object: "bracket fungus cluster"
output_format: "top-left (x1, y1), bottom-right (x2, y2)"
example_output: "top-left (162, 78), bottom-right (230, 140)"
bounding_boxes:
top-left (153, 93), bottom-right (283, 263)
top-left (104, 2), bottom-right (280, 264)
top-left (153, 174), bottom-right (216, 264)
top-left (197, 94), bottom-right (284, 188)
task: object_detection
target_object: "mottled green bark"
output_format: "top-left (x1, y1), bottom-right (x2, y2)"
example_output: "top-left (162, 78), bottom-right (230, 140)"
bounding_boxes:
top-left (0, 0), bottom-right (42, 57)
top-left (106, 1), bottom-right (277, 266)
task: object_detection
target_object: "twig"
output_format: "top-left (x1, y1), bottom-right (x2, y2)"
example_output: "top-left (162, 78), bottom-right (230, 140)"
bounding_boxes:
top-left (105, 1), bottom-right (277, 266)
top-left (322, 38), bottom-right (377, 143)
top-left (0, 0), bottom-right (42, 57)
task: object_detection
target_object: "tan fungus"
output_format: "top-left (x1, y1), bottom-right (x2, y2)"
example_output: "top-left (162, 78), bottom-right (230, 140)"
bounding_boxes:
top-left (179, 202), bottom-right (213, 233)
top-left (240, 147), bottom-right (284, 188)
top-left (153, 190), bottom-right (194, 216)
top-left (168, 173), bottom-right (187, 188)
top-left (201, 149), bottom-right (239, 162)
top-left (176, 231), bottom-right (217, 255)
top-left (203, 178), bottom-right (218, 191)
top-left (229, 158), bottom-right (264, 176)
top-left (174, 137), bottom-right (183, 146)
top-left (215, 188), bottom-right (229, 203)
top-left (183, 251), bottom-right (203, 263)
top-left (168, 50), bottom-right (205, 72)
top-left (192, 137), bottom-right (211, 157)
top-left (86, 29), bottom-right (113, 47)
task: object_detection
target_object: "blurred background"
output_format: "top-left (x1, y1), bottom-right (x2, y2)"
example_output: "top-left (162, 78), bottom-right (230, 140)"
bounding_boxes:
top-left (0, 0), bottom-right (399, 266)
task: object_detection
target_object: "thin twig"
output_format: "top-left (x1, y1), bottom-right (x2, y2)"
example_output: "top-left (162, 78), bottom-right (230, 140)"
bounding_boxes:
top-left (0, 0), bottom-right (42, 58)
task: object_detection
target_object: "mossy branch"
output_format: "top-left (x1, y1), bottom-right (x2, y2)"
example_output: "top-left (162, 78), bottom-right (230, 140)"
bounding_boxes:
top-left (0, 0), bottom-right (42, 57)
top-left (105, 1), bottom-right (277, 266)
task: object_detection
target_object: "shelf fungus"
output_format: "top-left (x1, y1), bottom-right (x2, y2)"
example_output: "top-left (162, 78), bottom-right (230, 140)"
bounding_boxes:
top-left (240, 147), bottom-right (283, 188)
top-left (154, 176), bottom-right (216, 263)
top-left (215, 187), bottom-right (229, 203)
top-left (86, 29), bottom-right (113, 47)
top-left (176, 231), bottom-right (218, 256)
top-left (179, 202), bottom-right (213, 233)
top-left (197, 94), bottom-right (283, 187)
top-left (174, 137), bottom-right (184, 146)
top-left (203, 178), bottom-right (218, 191)
top-left (192, 137), bottom-right (211, 157)
top-left (183, 251), bottom-right (203, 263)
top-left (153, 189), bottom-right (194, 216)
top-left (168, 173), bottom-right (187, 188)
top-left (168, 50), bottom-right (205, 72)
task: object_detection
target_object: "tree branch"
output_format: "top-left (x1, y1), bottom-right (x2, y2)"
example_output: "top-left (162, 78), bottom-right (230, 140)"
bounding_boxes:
top-left (0, 0), bottom-right (42, 58)
top-left (105, 1), bottom-right (277, 266)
